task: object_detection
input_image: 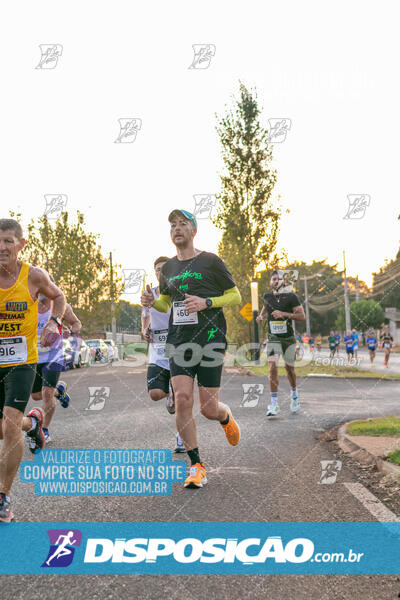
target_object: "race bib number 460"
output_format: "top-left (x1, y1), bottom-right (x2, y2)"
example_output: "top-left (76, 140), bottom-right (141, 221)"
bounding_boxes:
top-left (173, 301), bottom-right (198, 326)
top-left (269, 320), bottom-right (287, 335)
top-left (0, 336), bottom-right (28, 364)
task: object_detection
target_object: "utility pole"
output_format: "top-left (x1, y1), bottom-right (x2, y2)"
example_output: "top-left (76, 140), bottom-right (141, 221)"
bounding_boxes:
top-left (251, 281), bottom-right (260, 364)
top-left (355, 276), bottom-right (360, 302)
top-left (110, 252), bottom-right (117, 343)
top-left (343, 250), bottom-right (351, 332)
top-left (304, 275), bottom-right (311, 337)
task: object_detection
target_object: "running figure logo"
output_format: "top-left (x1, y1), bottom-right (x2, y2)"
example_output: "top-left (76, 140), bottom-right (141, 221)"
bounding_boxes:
top-left (123, 269), bottom-right (146, 294)
top-left (36, 44), bottom-right (63, 69)
top-left (43, 194), bottom-right (68, 219)
top-left (343, 194), bottom-right (371, 220)
top-left (267, 118), bottom-right (291, 143)
top-left (41, 529), bottom-right (82, 567)
top-left (114, 118), bottom-right (142, 143)
top-left (86, 386), bottom-right (110, 411)
top-left (193, 194), bottom-right (217, 219)
top-left (207, 327), bottom-right (218, 341)
top-left (240, 383), bottom-right (264, 407)
top-left (188, 44), bottom-right (216, 69)
top-left (318, 460), bottom-right (342, 484)
top-left (276, 269), bottom-right (299, 294)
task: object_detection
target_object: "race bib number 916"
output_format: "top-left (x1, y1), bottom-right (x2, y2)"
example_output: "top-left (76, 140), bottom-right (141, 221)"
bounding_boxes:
top-left (0, 336), bottom-right (28, 364)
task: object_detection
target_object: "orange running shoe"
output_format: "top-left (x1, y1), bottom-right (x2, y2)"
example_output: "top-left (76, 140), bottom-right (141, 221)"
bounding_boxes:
top-left (184, 463), bottom-right (207, 488)
top-left (221, 408), bottom-right (240, 446)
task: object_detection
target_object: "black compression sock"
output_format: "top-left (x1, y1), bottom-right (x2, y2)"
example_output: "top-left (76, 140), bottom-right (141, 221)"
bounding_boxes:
top-left (187, 448), bottom-right (201, 465)
top-left (220, 414), bottom-right (229, 425)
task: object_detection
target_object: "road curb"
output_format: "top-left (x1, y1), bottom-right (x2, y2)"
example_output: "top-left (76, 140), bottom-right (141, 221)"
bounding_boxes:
top-left (338, 423), bottom-right (400, 478)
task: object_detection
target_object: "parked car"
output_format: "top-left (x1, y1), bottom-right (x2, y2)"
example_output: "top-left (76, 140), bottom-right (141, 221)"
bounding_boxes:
top-left (85, 339), bottom-right (110, 363)
top-left (104, 339), bottom-right (119, 361)
top-left (62, 339), bottom-right (75, 370)
top-left (69, 337), bottom-right (92, 368)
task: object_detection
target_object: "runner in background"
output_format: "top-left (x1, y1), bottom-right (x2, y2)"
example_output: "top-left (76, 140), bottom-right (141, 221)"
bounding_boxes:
top-left (328, 331), bottom-right (337, 358)
top-left (141, 256), bottom-right (185, 453)
top-left (29, 277), bottom-right (81, 446)
top-left (351, 329), bottom-right (359, 360)
top-left (366, 328), bottom-right (378, 363)
top-left (316, 334), bottom-right (322, 352)
top-left (334, 331), bottom-right (341, 355)
top-left (343, 330), bottom-right (355, 364)
top-left (256, 270), bottom-right (306, 417)
top-left (380, 326), bottom-right (394, 368)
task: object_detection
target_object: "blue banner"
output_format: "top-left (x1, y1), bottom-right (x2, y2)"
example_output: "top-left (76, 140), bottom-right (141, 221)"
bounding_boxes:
top-left (0, 522), bottom-right (399, 574)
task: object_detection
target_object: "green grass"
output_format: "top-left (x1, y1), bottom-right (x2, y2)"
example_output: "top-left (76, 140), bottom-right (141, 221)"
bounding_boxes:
top-left (347, 417), bottom-right (400, 437)
top-left (387, 450), bottom-right (400, 465)
top-left (122, 342), bottom-right (148, 356)
top-left (250, 361), bottom-right (400, 379)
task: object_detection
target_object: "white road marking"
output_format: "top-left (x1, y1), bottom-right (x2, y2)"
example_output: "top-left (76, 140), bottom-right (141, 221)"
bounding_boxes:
top-left (344, 482), bottom-right (400, 522)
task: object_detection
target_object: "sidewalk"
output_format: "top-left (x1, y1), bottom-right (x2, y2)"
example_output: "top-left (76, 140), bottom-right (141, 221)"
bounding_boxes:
top-left (310, 347), bottom-right (399, 375)
top-left (339, 420), bottom-right (400, 476)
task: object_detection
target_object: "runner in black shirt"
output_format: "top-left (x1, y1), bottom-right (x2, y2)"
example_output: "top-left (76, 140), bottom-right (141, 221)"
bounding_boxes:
top-left (380, 326), bottom-right (394, 368)
top-left (256, 270), bottom-right (305, 416)
top-left (141, 209), bottom-right (242, 489)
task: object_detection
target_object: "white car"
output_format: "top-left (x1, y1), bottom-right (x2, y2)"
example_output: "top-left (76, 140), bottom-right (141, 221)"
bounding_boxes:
top-left (104, 339), bottom-right (119, 361)
top-left (69, 337), bottom-right (92, 368)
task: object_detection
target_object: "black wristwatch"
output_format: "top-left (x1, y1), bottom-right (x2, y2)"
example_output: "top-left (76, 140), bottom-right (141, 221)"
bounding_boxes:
top-left (205, 298), bottom-right (213, 308)
top-left (50, 316), bottom-right (62, 327)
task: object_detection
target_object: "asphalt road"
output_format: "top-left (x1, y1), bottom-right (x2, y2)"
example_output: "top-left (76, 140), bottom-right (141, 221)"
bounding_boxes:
top-left (3, 361), bottom-right (400, 600)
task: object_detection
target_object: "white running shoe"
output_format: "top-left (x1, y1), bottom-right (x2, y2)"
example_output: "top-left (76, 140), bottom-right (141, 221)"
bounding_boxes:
top-left (166, 389), bottom-right (175, 414)
top-left (267, 402), bottom-right (280, 417)
top-left (174, 433), bottom-right (186, 453)
top-left (290, 397), bottom-right (300, 413)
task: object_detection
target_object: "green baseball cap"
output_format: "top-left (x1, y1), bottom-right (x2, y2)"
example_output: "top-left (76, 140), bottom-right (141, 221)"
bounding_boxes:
top-left (168, 209), bottom-right (197, 229)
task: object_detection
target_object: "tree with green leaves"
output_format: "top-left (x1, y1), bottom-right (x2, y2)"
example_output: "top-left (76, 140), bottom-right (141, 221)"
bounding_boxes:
top-left (371, 247), bottom-right (400, 311)
top-left (214, 82), bottom-right (283, 343)
top-left (335, 299), bottom-right (384, 332)
top-left (10, 210), bottom-right (124, 335)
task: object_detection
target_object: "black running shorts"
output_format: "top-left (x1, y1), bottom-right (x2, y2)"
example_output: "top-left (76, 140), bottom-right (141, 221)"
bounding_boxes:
top-left (169, 342), bottom-right (226, 388)
top-left (267, 335), bottom-right (297, 366)
top-left (0, 363), bottom-right (37, 418)
top-left (147, 363), bottom-right (171, 394)
top-left (31, 362), bottom-right (62, 394)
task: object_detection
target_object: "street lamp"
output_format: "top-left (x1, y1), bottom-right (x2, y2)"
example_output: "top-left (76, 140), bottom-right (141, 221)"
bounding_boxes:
top-left (251, 281), bottom-right (260, 363)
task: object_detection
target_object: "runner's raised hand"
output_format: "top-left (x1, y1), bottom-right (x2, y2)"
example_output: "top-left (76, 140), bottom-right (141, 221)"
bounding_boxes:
top-left (141, 284), bottom-right (155, 307)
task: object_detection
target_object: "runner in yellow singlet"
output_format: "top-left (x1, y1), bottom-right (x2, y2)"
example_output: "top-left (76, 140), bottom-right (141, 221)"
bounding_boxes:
top-left (0, 218), bottom-right (66, 522)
